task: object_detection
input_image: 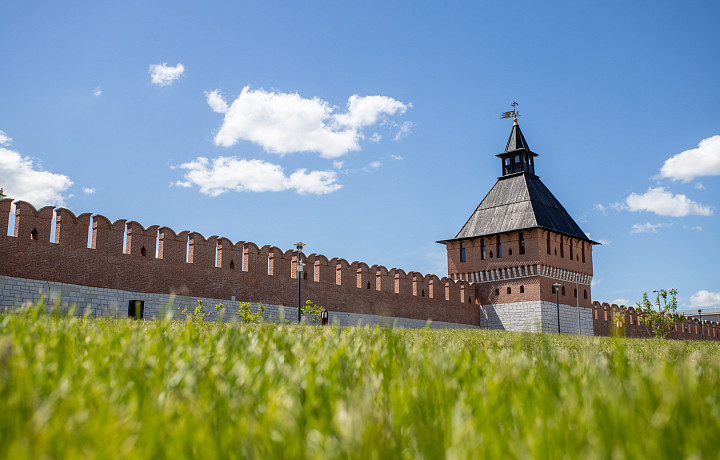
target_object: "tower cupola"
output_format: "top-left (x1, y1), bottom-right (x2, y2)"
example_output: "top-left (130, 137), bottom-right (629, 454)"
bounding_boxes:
top-left (496, 118), bottom-right (538, 176)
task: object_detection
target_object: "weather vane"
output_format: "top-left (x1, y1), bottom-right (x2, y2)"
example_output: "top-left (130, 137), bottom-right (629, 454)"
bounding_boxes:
top-left (500, 101), bottom-right (520, 121)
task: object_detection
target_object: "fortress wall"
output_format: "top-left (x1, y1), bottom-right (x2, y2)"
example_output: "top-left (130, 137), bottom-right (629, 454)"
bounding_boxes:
top-left (0, 274), bottom-right (479, 330)
top-left (0, 200), bottom-right (479, 326)
top-left (591, 302), bottom-right (720, 341)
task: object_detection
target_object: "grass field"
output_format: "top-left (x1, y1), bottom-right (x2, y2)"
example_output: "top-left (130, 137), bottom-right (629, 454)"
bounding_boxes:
top-left (1, 302), bottom-right (719, 459)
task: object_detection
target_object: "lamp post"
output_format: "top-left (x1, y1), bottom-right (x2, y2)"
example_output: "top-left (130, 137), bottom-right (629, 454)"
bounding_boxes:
top-left (295, 242), bottom-right (305, 324)
top-left (698, 309), bottom-right (703, 340)
top-left (575, 274), bottom-right (581, 335)
top-left (553, 283), bottom-right (562, 334)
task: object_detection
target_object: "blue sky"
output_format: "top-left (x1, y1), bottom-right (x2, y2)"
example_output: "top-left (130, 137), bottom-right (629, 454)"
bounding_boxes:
top-left (1, 1), bottom-right (719, 310)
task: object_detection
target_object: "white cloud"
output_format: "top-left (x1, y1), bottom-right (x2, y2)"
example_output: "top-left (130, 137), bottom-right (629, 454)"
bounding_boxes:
top-left (210, 86), bottom-right (410, 158)
top-left (683, 225), bottom-right (702, 231)
top-left (0, 130), bottom-right (12, 146)
top-left (332, 160), bottom-right (344, 170)
top-left (0, 147), bottom-right (73, 206)
top-left (689, 290), bottom-right (720, 308)
top-left (625, 187), bottom-right (713, 217)
top-left (206, 90), bottom-right (228, 113)
top-left (659, 135), bottom-right (720, 182)
top-left (694, 182), bottom-right (705, 190)
top-left (149, 62), bottom-right (185, 86)
top-left (173, 156), bottom-right (341, 196)
top-left (82, 187), bottom-right (95, 194)
top-left (393, 121), bottom-right (413, 140)
top-left (612, 299), bottom-right (630, 306)
top-left (390, 154), bottom-right (404, 161)
top-left (369, 132), bottom-right (382, 143)
top-left (630, 222), bottom-right (668, 234)
top-left (586, 232), bottom-right (610, 245)
top-left (93, 86), bottom-right (102, 97)
top-left (368, 161), bottom-right (381, 169)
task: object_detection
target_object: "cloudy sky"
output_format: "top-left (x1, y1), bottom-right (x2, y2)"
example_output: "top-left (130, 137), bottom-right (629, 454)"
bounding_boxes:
top-left (1, 1), bottom-right (719, 310)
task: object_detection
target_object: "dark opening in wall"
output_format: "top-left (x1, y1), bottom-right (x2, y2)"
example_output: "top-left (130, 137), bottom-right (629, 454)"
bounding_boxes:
top-left (421, 289), bottom-right (425, 297)
top-left (508, 248), bottom-right (513, 256)
top-left (229, 260), bottom-right (235, 270)
top-left (584, 290), bottom-right (587, 299)
top-left (547, 232), bottom-right (551, 255)
top-left (128, 300), bottom-right (144, 319)
top-left (520, 285), bottom-right (525, 293)
top-left (489, 251), bottom-right (493, 258)
top-left (560, 236), bottom-right (564, 258)
top-left (460, 242), bottom-right (466, 262)
top-left (304, 271), bottom-right (308, 280)
top-left (481, 238), bottom-right (486, 260)
top-left (468, 296), bottom-right (472, 303)
top-left (561, 286), bottom-right (566, 296)
top-left (574, 288), bottom-right (577, 298)
top-left (367, 281), bottom-right (371, 289)
top-left (496, 235), bottom-right (502, 258)
top-left (519, 232), bottom-right (525, 255)
top-left (494, 288), bottom-right (500, 296)
top-left (141, 246), bottom-right (147, 257)
top-left (507, 287), bottom-right (511, 294)
top-left (31, 228), bottom-right (38, 240)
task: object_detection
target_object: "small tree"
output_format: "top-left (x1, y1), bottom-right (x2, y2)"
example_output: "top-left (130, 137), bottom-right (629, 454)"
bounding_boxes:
top-left (180, 299), bottom-right (224, 323)
top-left (237, 302), bottom-right (265, 324)
top-left (301, 300), bottom-right (325, 324)
top-left (635, 289), bottom-right (684, 339)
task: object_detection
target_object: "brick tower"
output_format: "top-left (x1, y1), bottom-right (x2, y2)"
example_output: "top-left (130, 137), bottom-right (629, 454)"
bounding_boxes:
top-left (438, 117), bottom-right (598, 334)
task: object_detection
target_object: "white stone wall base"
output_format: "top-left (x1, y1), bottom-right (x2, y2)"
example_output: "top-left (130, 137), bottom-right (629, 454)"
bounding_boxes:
top-left (0, 275), bottom-right (478, 330)
top-left (481, 300), bottom-right (594, 335)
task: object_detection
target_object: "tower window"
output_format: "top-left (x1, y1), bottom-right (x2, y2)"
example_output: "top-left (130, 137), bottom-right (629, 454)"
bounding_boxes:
top-left (495, 288), bottom-right (500, 296)
top-left (460, 242), bottom-right (466, 262)
top-left (481, 238), bottom-right (486, 260)
top-left (515, 155), bottom-right (520, 163)
top-left (547, 232), bottom-right (551, 255)
top-left (582, 244), bottom-right (586, 263)
top-left (489, 250), bottom-right (493, 259)
top-left (504, 158), bottom-right (510, 165)
top-left (140, 246), bottom-right (147, 257)
top-left (520, 285), bottom-right (525, 293)
top-left (574, 288), bottom-right (577, 298)
top-left (560, 236), bottom-right (564, 258)
top-left (519, 232), bottom-right (525, 255)
top-left (30, 228), bottom-right (38, 240)
top-left (367, 282), bottom-right (371, 289)
top-left (561, 286), bottom-right (566, 296)
top-left (507, 287), bottom-right (511, 294)
top-left (508, 248), bottom-right (513, 256)
top-left (570, 239), bottom-right (574, 260)
top-left (584, 290), bottom-right (587, 300)
top-left (496, 235), bottom-right (502, 258)
top-left (229, 260), bottom-right (235, 270)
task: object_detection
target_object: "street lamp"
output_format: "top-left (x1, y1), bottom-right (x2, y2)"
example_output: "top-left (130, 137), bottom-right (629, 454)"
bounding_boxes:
top-left (575, 274), bottom-right (581, 336)
top-left (295, 242), bottom-right (305, 323)
top-left (698, 309), bottom-right (703, 340)
top-left (553, 283), bottom-right (562, 334)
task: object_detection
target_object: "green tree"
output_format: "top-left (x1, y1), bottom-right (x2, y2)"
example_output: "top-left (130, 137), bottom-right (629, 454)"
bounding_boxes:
top-left (236, 302), bottom-right (265, 324)
top-left (635, 289), bottom-right (684, 338)
top-left (180, 299), bottom-right (224, 323)
top-left (301, 300), bottom-right (325, 324)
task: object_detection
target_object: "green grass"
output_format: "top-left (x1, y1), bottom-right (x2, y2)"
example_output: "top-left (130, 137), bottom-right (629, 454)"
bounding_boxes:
top-left (1, 302), bottom-right (719, 459)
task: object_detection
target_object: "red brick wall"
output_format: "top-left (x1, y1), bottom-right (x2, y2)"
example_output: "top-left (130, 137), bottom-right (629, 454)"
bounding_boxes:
top-left (0, 200), bottom-right (479, 326)
top-left (591, 302), bottom-right (720, 341)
